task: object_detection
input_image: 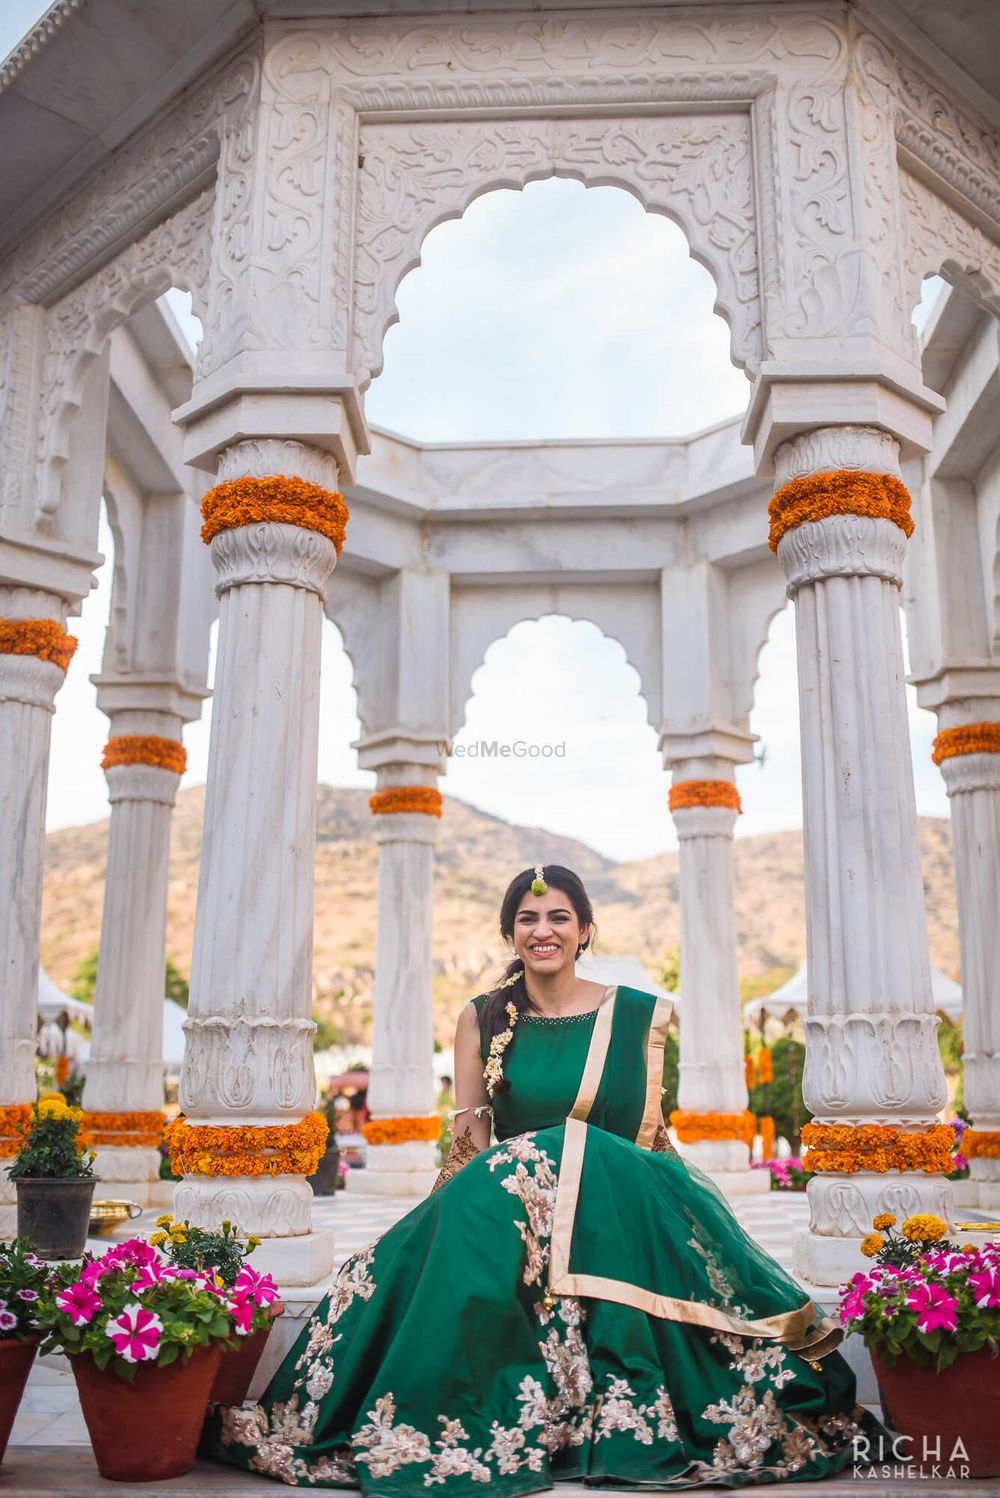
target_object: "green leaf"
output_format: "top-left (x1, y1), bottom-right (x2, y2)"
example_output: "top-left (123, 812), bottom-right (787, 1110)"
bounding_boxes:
top-left (157, 1343), bottom-right (179, 1366)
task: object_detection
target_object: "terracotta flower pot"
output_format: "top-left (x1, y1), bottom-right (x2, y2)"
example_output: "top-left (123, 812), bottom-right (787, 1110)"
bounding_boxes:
top-left (307, 1142), bottom-right (342, 1196)
top-left (872, 1345), bottom-right (1000, 1477)
top-left (71, 1342), bottom-right (222, 1481)
top-left (15, 1177), bottom-right (97, 1259)
top-left (209, 1302), bottom-right (284, 1406)
top-left (0, 1336), bottom-right (40, 1469)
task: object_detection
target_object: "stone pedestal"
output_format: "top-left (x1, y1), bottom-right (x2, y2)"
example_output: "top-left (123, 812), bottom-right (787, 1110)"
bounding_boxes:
top-left (772, 427), bottom-right (952, 1287)
top-left (936, 714), bottom-right (1000, 1210)
top-left (351, 780), bottom-right (441, 1199)
top-left (0, 592), bottom-right (75, 1233)
top-left (669, 771), bottom-right (764, 1195)
top-left (175, 439), bottom-right (340, 1283)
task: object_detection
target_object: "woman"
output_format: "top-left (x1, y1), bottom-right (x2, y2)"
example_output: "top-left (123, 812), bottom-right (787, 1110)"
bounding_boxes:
top-left (207, 864), bottom-right (882, 1493)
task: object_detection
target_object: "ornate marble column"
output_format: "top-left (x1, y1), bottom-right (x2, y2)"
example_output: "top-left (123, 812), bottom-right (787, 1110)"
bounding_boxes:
top-left (666, 764), bottom-right (767, 1196)
top-left (0, 595), bottom-right (77, 1231)
top-left (80, 718), bottom-right (187, 1204)
top-left (173, 439), bottom-right (344, 1285)
top-left (350, 762), bottom-right (443, 1197)
top-left (932, 712), bottom-right (1000, 1210)
top-left (772, 427), bottom-right (953, 1287)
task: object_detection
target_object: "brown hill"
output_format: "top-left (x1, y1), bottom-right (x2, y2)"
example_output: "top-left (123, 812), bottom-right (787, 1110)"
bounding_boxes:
top-left (41, 787), bottom-right (959, 1045)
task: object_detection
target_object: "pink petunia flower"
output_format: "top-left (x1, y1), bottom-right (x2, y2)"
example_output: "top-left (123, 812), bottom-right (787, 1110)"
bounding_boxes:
top-left (0, 1309), bottom-right (16, 1332)
top-left (131, 1261), bottom-right (168, 1294)
top-left (905, 1281), bottom-right (958, 1333)
top-left (233, 1266), bottom-right (279, 1308)
top-left (16, 1289), bottom-right (39, 1302)
top-left (228, 1293), bottom-right (255, 1336)
top-left (101, 1239), bottom-right (159, 1270)
top-left (56, 1281), bottom-right (103, 1326)
top-left (969, 1265), bottom-right (1000, 1309)
top-left (105, 1303), bottom-right (163, 1363)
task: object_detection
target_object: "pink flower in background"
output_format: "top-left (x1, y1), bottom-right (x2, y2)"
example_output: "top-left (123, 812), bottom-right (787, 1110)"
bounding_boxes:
top-left (16, 1289), bottom-right (39, 1302)
top-left (838, 1274), bottom-right (873, 1326)
top-left (905, 1282), bottom-right (958, 1334)
top-left (131, 1261), bottom-right (168, 1293)
top-left (102, 1239), bottom-right (159, 1269)
top-left (56, 1281), bottom-right (103, 1326)
top-left (0, 1309), bottom-right (16, 1332)
top-left (969, 1265), bottom-right (1000, 1308)
top-left (233, 1266), bottom-right (279, 1307)
top-left (105, 1303), bottom-right (162, 1363)
top-left (952, 1153), bottom-right (968, 1171)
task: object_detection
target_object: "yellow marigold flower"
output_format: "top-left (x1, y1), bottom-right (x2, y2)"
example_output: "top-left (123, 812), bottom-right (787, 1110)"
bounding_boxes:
top-left (963, 1243), bottom-right (979, 1255)
top-left (154, 1214), bottom-right (173, 1228)
top-left (37, 1097), bottom-right (68, 1119)
top-left (872, 1213), bottom-right (896, 1231)
top-left (247, 1235), bottom-right (261, 1250)
top-left (149, 1232), bottom-right (168, 1247)
top-left (900, 1214), bottom-right (948, 1243)
top-left (860, 1233), bottom-right (884, 1257)
top-left (170, 1228), bottom-right (187, 1243)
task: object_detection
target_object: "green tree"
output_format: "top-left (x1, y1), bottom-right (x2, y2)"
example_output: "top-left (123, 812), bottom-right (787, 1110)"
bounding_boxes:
top-left (748, 1036), bottom-right (811, 1153)
top-left (656, 948), bottom-right (680, 994)
top-left (70, 948), bottom-right (99, 1003)
top-left (165, 955), bottom-right (190, 1008)
top-left (313, 1016), bottom-right (341, 1052)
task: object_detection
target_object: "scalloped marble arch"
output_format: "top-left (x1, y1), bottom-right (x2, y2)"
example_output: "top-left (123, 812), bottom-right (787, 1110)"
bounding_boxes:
top-left (447, 587), bottom-right (659, 749)
top-left (351, 113), bottom-right (761, 392)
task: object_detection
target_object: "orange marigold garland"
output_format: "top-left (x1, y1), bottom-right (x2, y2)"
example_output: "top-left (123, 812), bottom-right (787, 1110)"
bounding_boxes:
top-left (80, 1110), bottom-right (165, 1149)
top-left (164, 1111), bottom-right (328, 1178)
top-left (759, 1115), bottom-right (776, 1162)
top-left (744, 1055), bottom-right (755, 1090)
top-left (756, 1047), bottom-right (774, 1085)
top-left (668, 780), bottom-right (742, 813)
top-left (670, 1110), bottom-right (756, 1147)
top-left (369, 787), bottom-right (444, 818)
top-left (361, 1115), bottom-right (443, 1147)
top-left (0, 1103), bottom-right (32, 1158)
top-left (801, 1122), bottom-right (954, 1174)
top-left (768, 470), bottom-right (914, 553)
top-left (0, 618), bottom-right (77, 672)
top-left (931, 722), bottom-right (1000, 764)
top-left (964, 1129), bottom-right (1000, 1160)
top-left (201, 474), bottom-right (349, 552)
top-left (102, 736), bottom-right (187, 775)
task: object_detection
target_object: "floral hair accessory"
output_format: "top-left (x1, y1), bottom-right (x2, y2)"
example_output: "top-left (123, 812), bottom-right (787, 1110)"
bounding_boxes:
top-left (530, 863), bottom-right (548, 895)
top-left (484, 1001), bottom-right (519, 1098)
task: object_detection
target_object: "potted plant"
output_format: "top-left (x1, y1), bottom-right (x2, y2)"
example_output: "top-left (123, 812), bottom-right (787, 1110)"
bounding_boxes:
top-left (149, 1214), bottom-right (282, 1405)
top-left (7, 1093), bottom-right (97, 1258)
top-left (306, 1095), bottom-right (343, 1196)
top-left (37, 1236), bottom-right (278, 1480)
top-left (838, 1212), bottom-right (1000, 1476)
top-left (0, 1239), bottom-right (49, 1468)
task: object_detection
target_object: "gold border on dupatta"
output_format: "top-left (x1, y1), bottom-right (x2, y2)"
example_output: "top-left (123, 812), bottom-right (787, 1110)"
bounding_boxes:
top-left (636, 993), bottom-right (674, 1148)
top-left (547, 989), bottom-right (825, 1350)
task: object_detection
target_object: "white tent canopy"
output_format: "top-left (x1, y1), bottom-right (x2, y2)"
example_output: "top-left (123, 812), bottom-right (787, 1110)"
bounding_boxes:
top-left (576, 953), bottom-right (677, 1004)
top-left (37, 966), bottom-right (93, 1023)
top-left (744, 962), bottom-right (962, 1027)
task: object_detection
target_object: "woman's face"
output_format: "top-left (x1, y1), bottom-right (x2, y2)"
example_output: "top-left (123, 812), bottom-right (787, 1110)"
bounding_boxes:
top-left (512, 886), bottom-right (589, 978)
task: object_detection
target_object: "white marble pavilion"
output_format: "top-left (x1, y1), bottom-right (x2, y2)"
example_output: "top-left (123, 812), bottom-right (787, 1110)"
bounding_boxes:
top-left (2, 1), bottom-right (1000, 1293)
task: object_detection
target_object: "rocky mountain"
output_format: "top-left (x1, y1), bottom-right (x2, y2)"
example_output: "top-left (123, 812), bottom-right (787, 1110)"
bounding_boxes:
top-left (41, 786), bottom-right (959, 1045)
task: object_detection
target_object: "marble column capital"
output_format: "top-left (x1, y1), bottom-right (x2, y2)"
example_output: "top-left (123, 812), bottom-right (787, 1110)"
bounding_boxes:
top-left (0, 653), bottom-right (64, 712)
top-left (939, 752), bottom-right (1000, 796)
top-left (210, 522), bottom-right (337, 601)
top-left (216, 438), bottom-right (341, 490)
top-left (670, 804), bottom-right (738, 841)
top-left (776, 516), bottom-right (907, 595)
top-left (104, 762), bottom-right (181, 807)
top-left (773, 425), bottom-right (903, 486)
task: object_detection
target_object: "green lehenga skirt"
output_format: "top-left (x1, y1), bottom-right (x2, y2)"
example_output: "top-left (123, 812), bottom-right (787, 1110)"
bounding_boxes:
top-left (205, 1115), bottom-right (881, 1494)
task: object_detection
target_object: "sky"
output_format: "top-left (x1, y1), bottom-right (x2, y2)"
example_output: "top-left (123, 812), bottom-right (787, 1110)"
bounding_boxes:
top-left (6, 5), bottom-right (950, 863)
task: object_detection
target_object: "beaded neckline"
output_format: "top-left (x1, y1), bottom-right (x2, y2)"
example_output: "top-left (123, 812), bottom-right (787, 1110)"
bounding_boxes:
top-left (520, 1008), bottom-right (600, 1024)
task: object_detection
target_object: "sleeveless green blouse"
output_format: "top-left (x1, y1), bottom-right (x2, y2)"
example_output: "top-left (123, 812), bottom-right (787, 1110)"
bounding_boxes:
top-left (472, 991), bottom-right (608, 1139)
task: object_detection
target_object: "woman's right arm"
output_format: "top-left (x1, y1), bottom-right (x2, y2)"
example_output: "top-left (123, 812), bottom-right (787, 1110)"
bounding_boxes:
top-left (431, 1003), bottom-right (492, 1191)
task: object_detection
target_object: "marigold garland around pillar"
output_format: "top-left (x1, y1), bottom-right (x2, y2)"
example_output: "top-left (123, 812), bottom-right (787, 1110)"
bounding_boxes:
top-left (668, 779), bottom-right (742, 813)
top-left (101, 736), bottom-right (187, 774)
top-left (164, 1112), bottom-right (328, 1178)
top-left (0, 618), bottom-right (77, 671)
top-left (368, 786), bottom-right (443, 817)
top-left (931, 722), bottom-right (1000, 763)
top-left (200, 473), bottom-right (349, 551)
top-left (801, 1122), bottom-right (954, 1174)
top-left (361, 1116), bottom-right (442, 1146)
top-left (767, 470), bottom-right (913, 551)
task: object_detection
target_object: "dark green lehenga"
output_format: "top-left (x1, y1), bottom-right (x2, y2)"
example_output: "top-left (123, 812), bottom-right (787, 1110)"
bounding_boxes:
top-left (206, 986), bottom-right (881, 1493)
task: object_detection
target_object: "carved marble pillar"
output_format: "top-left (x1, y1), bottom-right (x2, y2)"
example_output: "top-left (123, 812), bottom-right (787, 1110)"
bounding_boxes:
top-left (667, 765), bottom-right (767, 1196)
top-left (0, 593), bottom-right (76, 1230)
top-left (932, 710), bottom-right (1000, 1209)
top-left (81, 717), bottom-right (187, 1204)
top-left (772, 427), bottom-right (952, 1287)
top-left (350, 766), bottom-right (442, 1198)
top-left (175, 439), bottom-right (342, 1285)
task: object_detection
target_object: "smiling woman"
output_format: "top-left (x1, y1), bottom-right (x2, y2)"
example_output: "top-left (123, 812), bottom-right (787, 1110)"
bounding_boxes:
top-left (205, 861), bottom-right (884, 1494)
